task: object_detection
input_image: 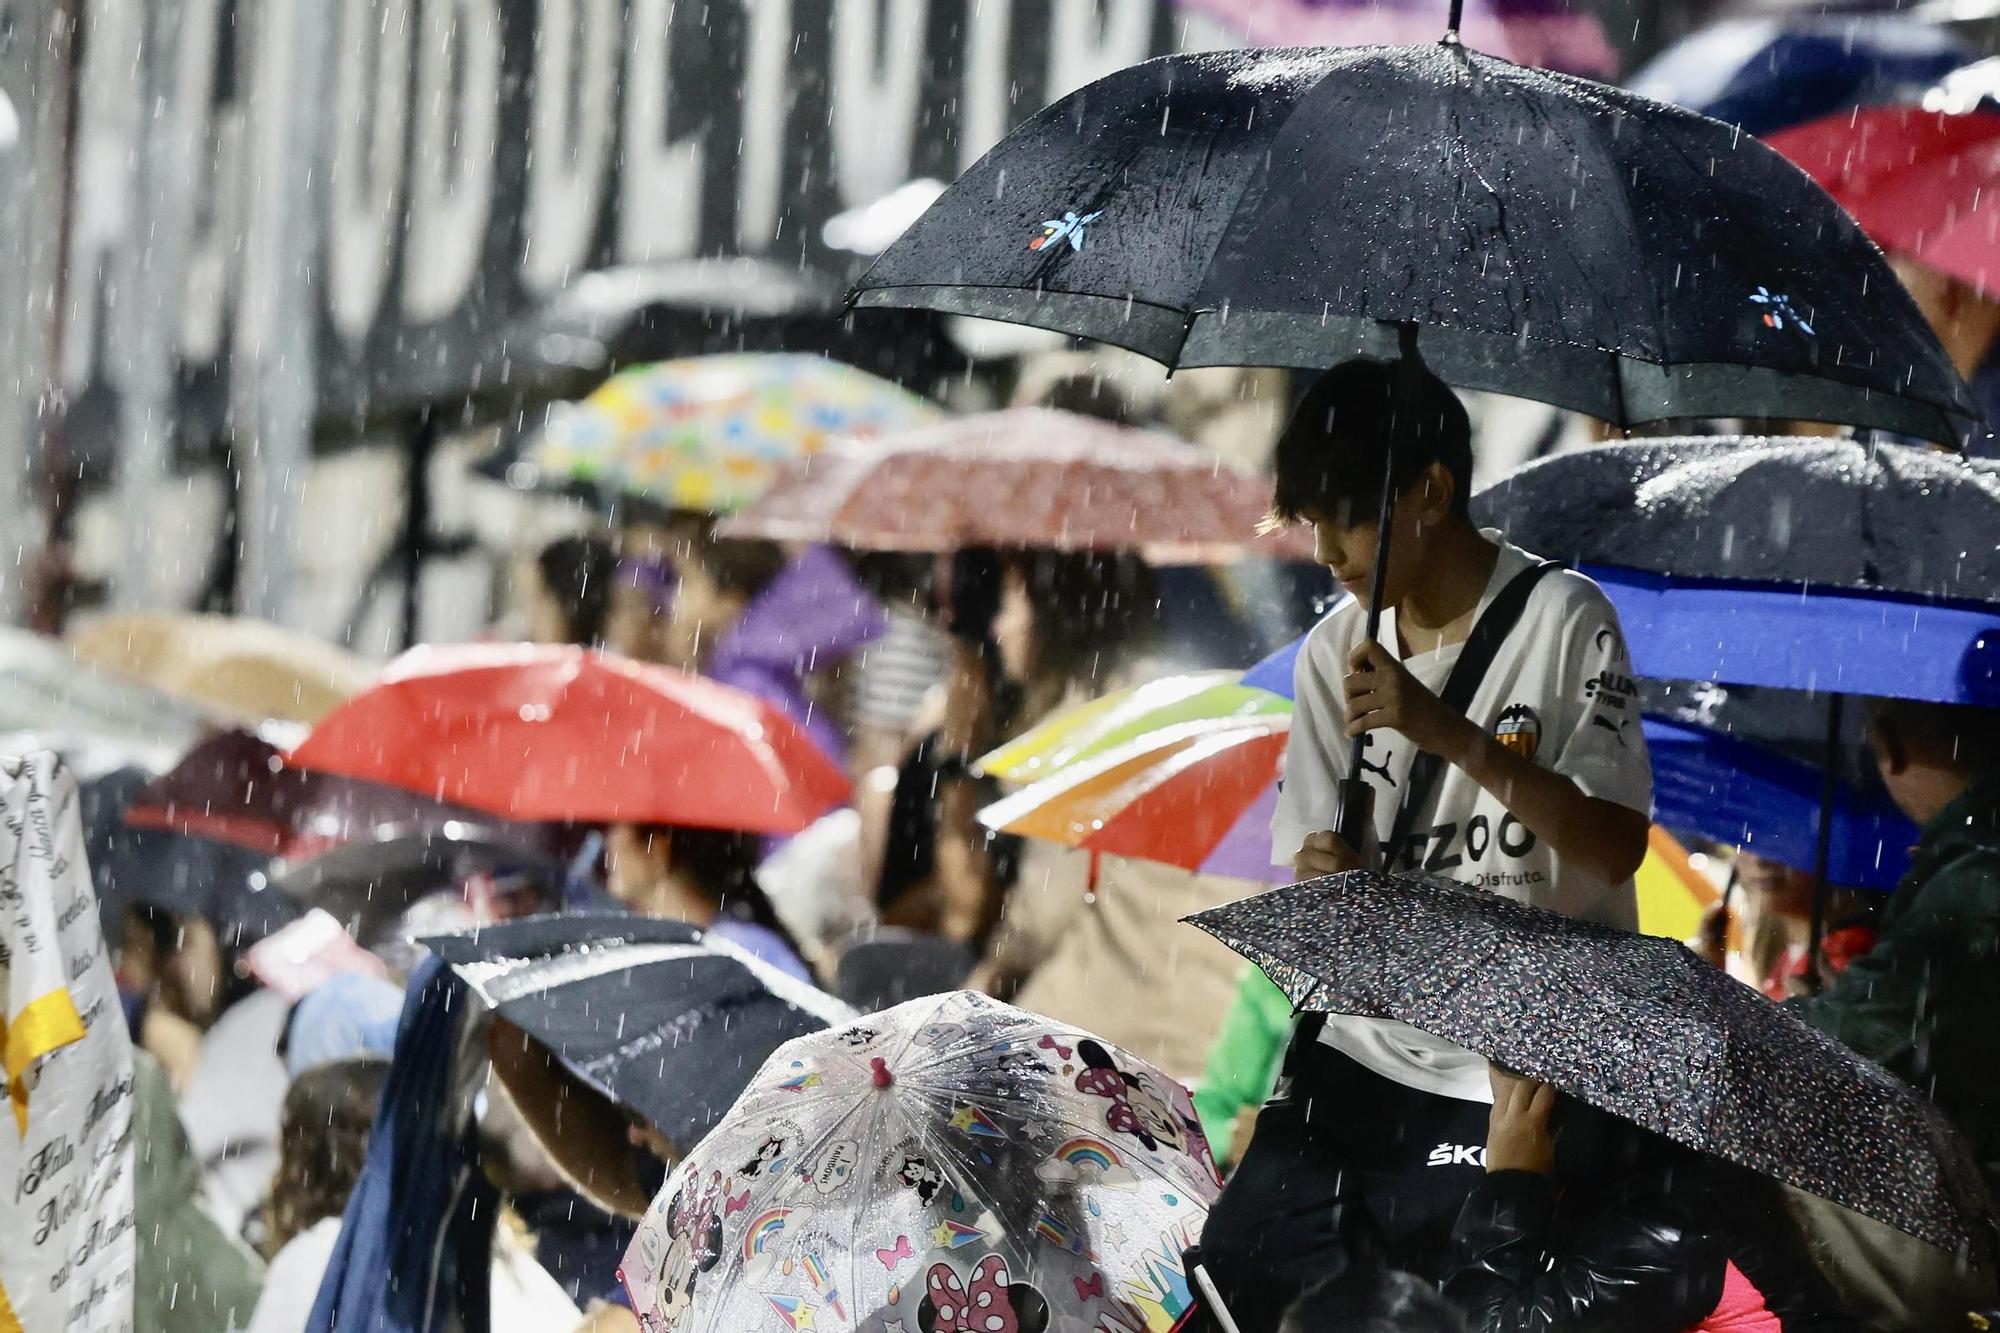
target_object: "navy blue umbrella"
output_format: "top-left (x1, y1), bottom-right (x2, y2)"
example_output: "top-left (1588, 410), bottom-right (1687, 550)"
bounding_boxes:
top-left (1628, 16), bottom-right (1975, 136)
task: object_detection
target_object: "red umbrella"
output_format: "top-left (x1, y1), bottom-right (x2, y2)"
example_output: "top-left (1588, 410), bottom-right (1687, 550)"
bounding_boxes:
top-left (126, 728), bottom-right (491, 859)
top-left (1768, 106), bottom-right (2000, 296)
top-left (285, 643), bottom-right (850, 833)
top-left (715, 407), bottom-right (1312, 563)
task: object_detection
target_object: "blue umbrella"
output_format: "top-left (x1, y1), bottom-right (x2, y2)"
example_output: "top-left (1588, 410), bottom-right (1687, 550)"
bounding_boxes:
top-left (1627, 16), bottom-right (1975, 136)
top-left (1588, 568), bottom-right (2000, 706)
top-left (1644, 715), bottom-right (1917, 891)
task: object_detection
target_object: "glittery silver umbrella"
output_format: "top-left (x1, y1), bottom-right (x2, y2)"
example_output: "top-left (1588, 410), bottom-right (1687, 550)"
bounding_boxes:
top-left (1186, 871), bottom-right (1997, 1254)
top-left (619, 990), bottom-right (1221, 1332)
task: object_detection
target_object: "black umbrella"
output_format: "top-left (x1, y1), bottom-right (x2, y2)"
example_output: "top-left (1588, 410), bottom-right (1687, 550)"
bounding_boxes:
top-left (272, 823), bottom-right (567, 948)
top-left (1185, 871), bottom-right (1998, 1253)
top-left (1474, 437), bottom-right (2000, 600)
top-left (81, 767), bottom-right (298, 947)
top-left (426, 915), bottom-right (852, 1215)
top-left (853, 43), bottom-right (1973, 443)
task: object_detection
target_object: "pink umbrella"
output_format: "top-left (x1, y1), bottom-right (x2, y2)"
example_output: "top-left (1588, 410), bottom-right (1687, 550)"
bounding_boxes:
top-left (1178, 0), bottom-right (1618, 78)
top-left (717, 408), bottom-right (1311, 565)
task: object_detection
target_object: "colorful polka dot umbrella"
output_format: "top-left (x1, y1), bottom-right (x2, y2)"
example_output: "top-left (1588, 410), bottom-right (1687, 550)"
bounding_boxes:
top-left (530, 354), bottom-right (942, 515)
top-left (1185, 871), bottom-right (1999, 1255)
top-left (619, 990), bottom-right (1220, 1333)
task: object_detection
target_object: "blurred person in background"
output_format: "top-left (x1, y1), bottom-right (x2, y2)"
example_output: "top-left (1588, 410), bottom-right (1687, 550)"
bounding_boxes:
top-left (605, 517), bottom-right (789, 673)
top-left (520, 532), bottom-right (619, 647)
top-left (875, 545), bottom-right (1155, 947)
top-left (603, 821), bottom-right (814, 982)
top-left (1893, 258), bottom-right (2000, 455)
top-left (1692, 853), bottom-right (1876, 1001)
top-left (117, 900), bottom-right (293, 1237)
top-left (243, 1059), bottom-right (394, 1333)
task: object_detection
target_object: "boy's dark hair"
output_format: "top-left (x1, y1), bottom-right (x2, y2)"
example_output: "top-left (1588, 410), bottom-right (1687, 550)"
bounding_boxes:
top-left (1866, 696), bottom-right (2000, 774)
top-left (1278, 1267), bottom-right (1467, 1333)
top-left (1270, 357), bottom-right (1472, 526)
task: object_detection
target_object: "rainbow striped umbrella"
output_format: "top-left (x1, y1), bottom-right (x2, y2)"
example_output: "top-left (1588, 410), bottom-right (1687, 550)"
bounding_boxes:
top-left (530, 354), bottom-right (941, 514)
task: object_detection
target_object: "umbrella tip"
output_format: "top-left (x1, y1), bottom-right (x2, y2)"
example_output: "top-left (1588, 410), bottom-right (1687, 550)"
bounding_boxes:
top-left (870, 1056), bottom-right (895, 1089)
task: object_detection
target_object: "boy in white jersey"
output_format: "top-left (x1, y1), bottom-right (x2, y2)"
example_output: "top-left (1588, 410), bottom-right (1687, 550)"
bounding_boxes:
top-left (1272, 361), bottom-right (1652, 922)
top-left (1196, 358), bottom-right (1653, 1332)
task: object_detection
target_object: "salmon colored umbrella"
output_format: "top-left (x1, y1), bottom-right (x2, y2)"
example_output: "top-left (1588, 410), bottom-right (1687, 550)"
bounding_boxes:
top-left (717, 408), bottom-right (1312, 563)
top-left (1768, 103), bottom-right (2000, 297)
top-left (286, 644), bottom-right (850, 833)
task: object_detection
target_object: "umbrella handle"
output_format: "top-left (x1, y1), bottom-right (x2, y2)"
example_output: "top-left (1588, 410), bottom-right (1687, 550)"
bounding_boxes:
top-left (1333, 778), bottom-right (1375, 858)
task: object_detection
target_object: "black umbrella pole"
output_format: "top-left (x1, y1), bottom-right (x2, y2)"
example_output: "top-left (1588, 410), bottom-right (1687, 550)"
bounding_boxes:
top-left (1334, 467), bottom-right (1401, 856)
top-left (1805, 693), bottom-right (1845, 990)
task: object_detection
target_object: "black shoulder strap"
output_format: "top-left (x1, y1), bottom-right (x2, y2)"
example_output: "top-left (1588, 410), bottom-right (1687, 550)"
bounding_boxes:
top-left (1384, 560), bottom-right (1559, 865)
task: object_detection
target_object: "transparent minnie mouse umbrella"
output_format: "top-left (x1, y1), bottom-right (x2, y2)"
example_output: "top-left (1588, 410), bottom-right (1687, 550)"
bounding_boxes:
top-left (619, 990), bottom-right (1221, 1333)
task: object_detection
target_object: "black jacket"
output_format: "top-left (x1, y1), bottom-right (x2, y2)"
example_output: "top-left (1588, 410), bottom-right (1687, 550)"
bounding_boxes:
top-left (1442, 1140), bottom-right (1856, 1332)
top-left (1200, 1036), bottom-right (1495, 1331)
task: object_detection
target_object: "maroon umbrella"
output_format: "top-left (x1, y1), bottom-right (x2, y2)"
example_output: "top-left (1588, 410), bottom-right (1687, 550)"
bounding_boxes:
top-left (126, 729), bottom-right (493, 859)
top-left (716, 408), bottom-right (1312, 564)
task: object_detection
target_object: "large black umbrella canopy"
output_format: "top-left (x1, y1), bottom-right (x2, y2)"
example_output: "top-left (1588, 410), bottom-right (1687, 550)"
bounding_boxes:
top-left (427, 915), bottom-right (852, 1214)
top-left (1473, 437), bottom-right (2000, 599)
top-left (854, 43), bottom-right (1974, 442)
top-left (1186, 871), bottom-right (1997, 1253)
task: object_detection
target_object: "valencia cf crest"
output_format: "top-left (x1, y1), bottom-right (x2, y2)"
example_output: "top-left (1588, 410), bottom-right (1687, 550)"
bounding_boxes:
top-left (1493, 704), bottom-right (1541, 760)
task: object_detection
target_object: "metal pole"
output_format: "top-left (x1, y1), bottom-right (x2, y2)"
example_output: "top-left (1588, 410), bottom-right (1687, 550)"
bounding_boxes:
top-left (1805, 693), bottom-right (1845, 990)
top-left (0, 4), bottom-right (74, 626)
top-left (233, 0), bottom-right (331, 625)
top-left (401, 410), bottom-right (439, 650)
top-left (21, 0), bottom-right (85, 633)
top-left (112, 0), bottom-right (197, 611)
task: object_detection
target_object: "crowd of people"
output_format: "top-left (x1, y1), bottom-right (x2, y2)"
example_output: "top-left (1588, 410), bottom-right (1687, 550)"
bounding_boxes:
top-left (64, 341), bottom-right (1999, 1333)
top-left (21, 15), bottom-right (2000, 1333)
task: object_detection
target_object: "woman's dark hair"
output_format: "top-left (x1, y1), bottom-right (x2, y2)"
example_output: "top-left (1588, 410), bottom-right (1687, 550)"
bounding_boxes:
top-left (259, 1058), bottom-right (391, 1258)
top-left (536, 534), bottom-right (618, 644)
top-left (1270, 357), bottom-right (1472, 526)
top-left (1010, 548), bottom-right (1156, 701)
top-left (635, 823), bottom-right (805, 960)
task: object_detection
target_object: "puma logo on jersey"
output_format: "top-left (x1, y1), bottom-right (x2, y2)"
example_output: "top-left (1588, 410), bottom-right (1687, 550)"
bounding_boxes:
top-left (1427, 1143), bottom-right (1487, 1168)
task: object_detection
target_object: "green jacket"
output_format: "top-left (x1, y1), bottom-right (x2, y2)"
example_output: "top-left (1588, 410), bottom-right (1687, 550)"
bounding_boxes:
top-left (1194, 969), bottom-right (1294, 1164)
top-left (131, 1052), bottom-right (265, 1333)
top-left (1790, 774), bottom-right (2000, 1183)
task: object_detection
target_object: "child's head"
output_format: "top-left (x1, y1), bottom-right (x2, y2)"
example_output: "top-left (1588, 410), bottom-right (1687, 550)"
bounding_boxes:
top-left (1277, 1266), bottom-right (1466, 1333)
top-left (1270, 358), bottom-right (1473, 604)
